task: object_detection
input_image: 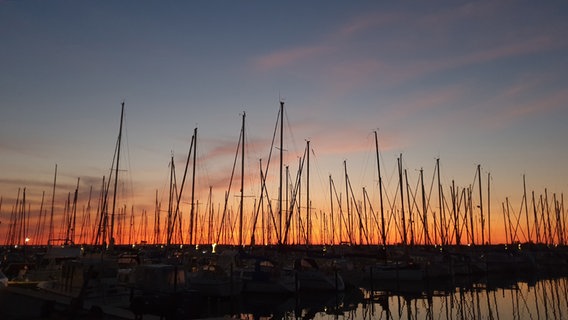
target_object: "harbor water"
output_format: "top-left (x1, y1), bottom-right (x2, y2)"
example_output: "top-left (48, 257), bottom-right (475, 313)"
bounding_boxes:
top-left (193, 274), bottom-right (568, 320)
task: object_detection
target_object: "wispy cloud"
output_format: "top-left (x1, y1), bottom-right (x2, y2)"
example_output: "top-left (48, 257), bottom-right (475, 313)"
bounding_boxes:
top-left (253, 45), bottom-right (332, 71)
top-left (252, 2), bottom-right (566, 100)
top-left (472, 69), bottom-right (568, 130)
top-left (447, 35), bottom-right (558, 70)
top-left (500, 88), bottom-right (568, 122)
top-left (0, 178), bottom-right (57, 191)
top-left (324, 59), bottom-right (386, 96)
top-left (336, 11), bottom-right (404, 38)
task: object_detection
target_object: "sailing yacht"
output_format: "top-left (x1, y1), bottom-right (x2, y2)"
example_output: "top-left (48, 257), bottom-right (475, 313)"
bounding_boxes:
top-left (235, 256), bottom-right (297, 294)
top-left (294, 257), bottom-right (345, 291)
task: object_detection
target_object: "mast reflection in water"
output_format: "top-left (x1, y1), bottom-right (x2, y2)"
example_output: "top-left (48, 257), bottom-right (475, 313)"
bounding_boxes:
top-left (208, 274), bottom-right (568, 320)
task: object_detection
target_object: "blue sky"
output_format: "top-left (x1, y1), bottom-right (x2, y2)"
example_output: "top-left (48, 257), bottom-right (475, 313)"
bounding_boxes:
top-left (1, 1), bottom-right (567, 244)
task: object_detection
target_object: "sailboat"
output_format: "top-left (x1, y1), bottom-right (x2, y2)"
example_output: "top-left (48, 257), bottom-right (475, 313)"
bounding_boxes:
top-left (35, 102), bottom-right (131, 309)
top-left (235, 255), bottom-right (297, 294)
top-left (186, 253), bottom-right (243, 297)
top-left (294, 257), bottom-right (345, 291)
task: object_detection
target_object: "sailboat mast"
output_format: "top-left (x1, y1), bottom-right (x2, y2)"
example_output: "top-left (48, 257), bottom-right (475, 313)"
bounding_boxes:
top-left (523, 174), bottom-right (530, 243)
top-left (239, 112), bottom-right (245, 247)
top-left (436, 158), bottom-right (443, 245)
top-left (374, 131), bottom-right (386, 247)
top-left (329, 175), bottom-right (334, 245)
top-left (533, 191), bottom-right (539, 243)
top-left (22, 188), bottom-right (26, 248)
top-left (33, 191), bottom-right (45, 245)
top-left (154, 189), bottom-right (160, 244)
top-left (344, 160), bottom-right (351, 244)
top-left (488, 172), bottom-right (491, 245)
top-left (420, 168), bottom-right (428, 245)
top-left (49, 164), bottom-right (57, 245)
top-left (306, 140), bottom-right (310, 246)
top-left (478, 165), bottom-right (484, 245)
top-left (278, 101), bottom-right (284, 245)
top-left (109, 101), bottom-right (125, 247)
top-left (451, 180), bottom-right (459, 245)
top-left (404, 169), bottom-right (414, 246)
top-left (167, 154), bottom-right (175, 246)
top-left (71, 177), bottom-right (79, 244)
top-left (398, 155), bottom-right (407, 246)
top-left (190, 127), bottom-right (197, 245)
top-left (207, 186), bottom-right (213, 244)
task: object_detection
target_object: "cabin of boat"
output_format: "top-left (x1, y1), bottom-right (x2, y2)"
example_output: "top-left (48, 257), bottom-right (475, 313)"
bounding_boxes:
top-left (36, 255), bottom-right (128, 304)
top-left (236, 257), bottom-right (297, 294)
top-left (294, 258), bottom-right (345, 292)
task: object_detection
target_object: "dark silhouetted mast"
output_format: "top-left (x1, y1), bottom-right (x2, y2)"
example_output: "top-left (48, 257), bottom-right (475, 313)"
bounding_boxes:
top-left (523, 174), bottom-right (530, 243)
top-left (488, 172), bottom-right (491, 245)
top-left (239, 112), bottom-right (245, 247)
top-left (109, 102), bottom-right (125, 248)
top-left (420, 168), bottom-right (429, 245)
top-left (374, 131), bottom-right (386, 247)
top-left (398, 155), bottom-right (407, 245)
top-left (436, 158), bottom-right (444, 245)
top-left (49, 164), bottom-right (57, 245)
top-left (306, 140), bottom-right (310, 246)
top-left (478, 165), bottom-right (484, 245)
top-left (278, 101), bottom-right (284, 245)
top-left (190, 128), bottom-right (197, 245)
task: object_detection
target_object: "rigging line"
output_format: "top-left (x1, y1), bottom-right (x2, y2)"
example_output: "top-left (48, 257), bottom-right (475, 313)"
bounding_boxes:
top-left (356, 133), bottom-right (375, 187)
top-left (215, 121), bottom-right (242, 245)
top-left (329, 177), bottom-right (349, 243)
top-left (255, 166), bottom-right (278, 245)
top-left (457, 188), bottom-right (470, 243)
top-left (380, 173), bottom-right (396, 244)
top-left (407, 171), bottom-right (424, 233)
top-left (282, 105), bottom-right (301, 162)
top-left (122, 108), bottom-right (136, 209)
top-left (516, 283), bottom-right (536, 320)
top-left (265, 106), bottom-right (284, 242)
top-left (346, 165), bottom-right (370, 245)
top-left (363, 187), bottom-right (381, 243)
top-left (283, 148), bottom-right (306, 244)
top-left (249, 104), bottom-right (281, 244)
top-left (309, 146), bottom-right (331, 209)
top-left (172, 132), bottom-right (195, 243)
top-left (386, 172), bottom-right (403, 243)
top-left (426, 162), bottom-right (437, 226)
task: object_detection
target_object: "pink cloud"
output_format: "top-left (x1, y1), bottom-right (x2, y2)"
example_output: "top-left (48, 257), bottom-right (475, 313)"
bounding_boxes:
top-left (451, 35), bottom-right (556, 68)
top-left (252, 2), bottom-right (566, 96)
top-left (326, 4), bottom-right (565, 92)
top-left (303, 120), bottom-right (402, 159)
top-left (325, 59), bottom-right (386, 96)
top-left (254, 45), bottom-right (332, 71)
top-left (475, 72), bottom-right (567, 129)
top-left (393, 85), bottom-right (466, 119)
top-left (418, 2), bottom-right (504, 29)
top-left (336, 11), bottom-right (404, 38)
top-left (347, 33), bottom-right (561, 92)
top-left (501, 88), bottom-right (568, 120)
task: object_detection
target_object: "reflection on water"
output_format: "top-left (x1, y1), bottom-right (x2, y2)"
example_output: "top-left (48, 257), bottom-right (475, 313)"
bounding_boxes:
top-left (357, 276), bottom-right (568, 320)
top-left (203, 274), bottom-right (568, 320)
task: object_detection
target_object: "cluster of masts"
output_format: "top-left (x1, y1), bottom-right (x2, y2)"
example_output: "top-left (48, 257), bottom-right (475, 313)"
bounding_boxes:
top-left (1, 101), bottom-right (566, 248)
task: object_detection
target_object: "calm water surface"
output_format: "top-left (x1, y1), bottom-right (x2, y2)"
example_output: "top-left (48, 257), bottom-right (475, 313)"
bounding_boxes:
top-left (211, 275), bottom-right (568, 320)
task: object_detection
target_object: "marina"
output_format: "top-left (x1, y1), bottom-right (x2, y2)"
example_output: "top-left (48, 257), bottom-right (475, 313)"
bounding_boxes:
top-left (1, 243), bottom-right (568, 319)
top-left (1, 99), bottom-right (567, 319)
top-left (2, 3), bottom-right (568, 318)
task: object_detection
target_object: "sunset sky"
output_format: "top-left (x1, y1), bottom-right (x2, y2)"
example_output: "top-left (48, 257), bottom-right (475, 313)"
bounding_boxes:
top-left (1, 1), bottom-right (567, 246)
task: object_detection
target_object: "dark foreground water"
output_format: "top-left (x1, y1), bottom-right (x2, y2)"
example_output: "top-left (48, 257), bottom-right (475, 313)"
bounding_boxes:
top-left (1, 274), bottom-right (566, 319)
top-left (203, 274), bottom-right (568, 320)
